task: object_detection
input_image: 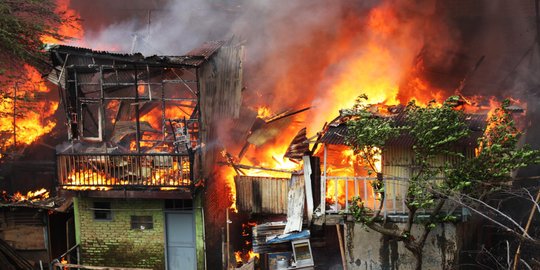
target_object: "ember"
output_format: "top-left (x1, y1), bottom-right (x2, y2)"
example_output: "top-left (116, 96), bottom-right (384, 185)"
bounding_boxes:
top-left (0, 65), bottom-right (58, 155)
top-left (3, 188), bottom-right (50, 203)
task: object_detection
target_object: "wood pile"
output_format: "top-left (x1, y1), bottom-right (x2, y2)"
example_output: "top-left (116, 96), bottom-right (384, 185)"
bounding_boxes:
top-left (0, 238), bottom-right (33, 270)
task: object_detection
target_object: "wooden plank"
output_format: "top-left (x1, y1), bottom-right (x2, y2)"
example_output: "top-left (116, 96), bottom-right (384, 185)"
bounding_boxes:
top-left (53, 262), bottom-right (151, 270)
top-left (284, 174), bottom-right (305, 234)
top-left (303, 156), bottom-right (314, 223)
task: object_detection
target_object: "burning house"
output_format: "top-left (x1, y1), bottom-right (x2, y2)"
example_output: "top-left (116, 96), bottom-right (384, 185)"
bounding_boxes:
top-left (231, 102), bottom-right (527, 270)
top-left (0, 0), bottom-right (538, 269)
top-left (47, 40), bottom-right (243, 269)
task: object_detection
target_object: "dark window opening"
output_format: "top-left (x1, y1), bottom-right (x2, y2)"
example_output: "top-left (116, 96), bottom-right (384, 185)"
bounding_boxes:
top-left (165, 199), bottom-right (193, 210)
top-left (131, 215), bottom-right (153, 230)
top-left (93, 202), bottom-right (112, 220)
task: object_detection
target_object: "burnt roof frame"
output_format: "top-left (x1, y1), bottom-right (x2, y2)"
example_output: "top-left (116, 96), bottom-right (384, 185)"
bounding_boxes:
top-left (50, 42), bottom-right (225, 152)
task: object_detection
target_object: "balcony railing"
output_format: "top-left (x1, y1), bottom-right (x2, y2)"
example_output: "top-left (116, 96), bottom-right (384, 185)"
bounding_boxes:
top-left (322, 175), bottom-right (409, 215)
top-left (57, 153), bottom-right (191, 190)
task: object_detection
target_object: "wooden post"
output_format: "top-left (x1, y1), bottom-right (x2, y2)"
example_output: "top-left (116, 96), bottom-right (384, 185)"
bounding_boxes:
top-left (322, 145), bottom-right (327, 215)
top-left (336, 224), bottom-right (348, 270)
top-left (226, 208), bottom-right (230, 270)
top-left (222, 227), bottom-right (226, 270)
top-left (512, 188), bottom-right (540, 270)
top-left (13, 83), bottom-right (17, 147)
top-left (303, 156), bottom-right (314, 223)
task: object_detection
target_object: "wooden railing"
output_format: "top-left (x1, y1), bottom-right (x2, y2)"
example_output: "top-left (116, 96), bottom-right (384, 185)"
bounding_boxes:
top-left (322, 176), bottom-right (409, 215)
top-left (57, 153), bottom-right (191, 190)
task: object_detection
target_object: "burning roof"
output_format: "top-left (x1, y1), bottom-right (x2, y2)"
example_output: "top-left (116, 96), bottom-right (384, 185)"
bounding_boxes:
top-left (48, 40), bottom-right (225, 68)
top-left (0, 189), bottom-right (67, 211)
top-left (319, 104), bottom-right (489, 147)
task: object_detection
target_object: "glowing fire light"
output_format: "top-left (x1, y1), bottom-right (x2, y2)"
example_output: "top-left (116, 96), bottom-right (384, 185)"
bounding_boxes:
top-left (11, 188), bottom-right (50, 202)
top-left (60, 257), bottom-right (68, 270)
top-left (0, 65), bottom-right (58, 153)
top-left (256, 106), bottom-right (272, 119)
top-left (63, 160), bottom-right (190, 191)
top-left (41, 0), bottom-right (84, 45)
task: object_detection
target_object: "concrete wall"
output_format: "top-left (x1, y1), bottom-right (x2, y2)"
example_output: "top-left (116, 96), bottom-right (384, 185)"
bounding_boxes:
top-left (345, 222), bottom-right (458, 270)
top-left (74, 197), bottom-right (166, 269)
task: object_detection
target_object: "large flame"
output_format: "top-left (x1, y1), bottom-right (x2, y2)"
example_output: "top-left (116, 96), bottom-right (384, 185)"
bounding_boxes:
top-left (0, 65), bottom-right (58, 153)
top-left (40, 0), bottom-right (84, 45)
top-left (10, 188), bottom-right (50, 202)
top-left (63, 159), bottom-right (190, 191)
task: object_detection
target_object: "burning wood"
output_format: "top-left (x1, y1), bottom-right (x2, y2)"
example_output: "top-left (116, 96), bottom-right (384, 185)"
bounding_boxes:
top-left (3, 188), bottom-right (50, 203)
top-left (283, 127), bottom-right (309, 161)
top-left (247, 107), bottom-right (310, 147)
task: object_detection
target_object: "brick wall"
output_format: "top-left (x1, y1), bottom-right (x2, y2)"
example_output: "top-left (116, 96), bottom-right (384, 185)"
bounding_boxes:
top-left (75, 198), bottom-right (165, 269)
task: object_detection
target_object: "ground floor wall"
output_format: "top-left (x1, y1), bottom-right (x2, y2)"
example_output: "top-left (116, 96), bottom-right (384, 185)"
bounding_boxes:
top-left (0, 208), bottom-right (49, 265)
top-left (74, 197), bottom-right (167, 269)
top-left (345, 222), bottom-right (458, 270)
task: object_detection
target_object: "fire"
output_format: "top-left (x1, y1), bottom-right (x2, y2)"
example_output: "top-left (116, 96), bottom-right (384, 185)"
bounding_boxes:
top-left (220, 166), bottom-right (238, 211)
top-left (60, 257), bottom-right (68, 270)
top-left (256, 106), bottom-right (272, 119)
top-left (63, 159), bottom-right (190, 191)
top-left (0, 65), bottom-right (58, 153)
top-left (64, 169), bottom-right (116, 191)
top-left (398, 60), bottom-right (446, 106)
top-left (11, 188), bottom-right (50, 202)
top-left (309, 3), bottom-right (426, 132)
top-left (235, 251), bottom-right (242, 263)
top-left (41, 0), bottom-right (84, 45)
top-left (322, 144), bottom-right (382, 208)
top-left (475, 98), bottom-right (525, 155)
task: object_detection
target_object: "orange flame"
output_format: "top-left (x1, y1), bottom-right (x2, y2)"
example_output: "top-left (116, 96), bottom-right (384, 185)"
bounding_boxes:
top-left (0, 65), bottom-right (58, 152)
top-left (256, 106), bottom-right (272, 119)
top-left (41, 0), bottom-right (84, 45)
top-left (63, 160), bottom-right (190, 191)
top-left (11, 188), bottom-right (50, 202)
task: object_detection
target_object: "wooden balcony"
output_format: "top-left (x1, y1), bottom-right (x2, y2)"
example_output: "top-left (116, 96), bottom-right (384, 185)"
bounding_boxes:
top-left (57, 153), bottom-right (192, 193)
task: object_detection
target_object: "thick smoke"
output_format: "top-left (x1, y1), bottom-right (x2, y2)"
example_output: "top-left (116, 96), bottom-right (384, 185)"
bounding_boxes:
top-left (66, 0), bottom-right (540, 266)
top-left (69, 0), bottom-right (540, 169)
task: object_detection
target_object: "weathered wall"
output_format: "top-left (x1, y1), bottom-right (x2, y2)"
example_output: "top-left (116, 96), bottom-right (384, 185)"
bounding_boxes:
top-left (75, 198), bottom-right (165, 269)
top-left (0, 208), bottom-right (49, 264)
top-left (198, 42), bottom-right (244, 268)
top-left (346, 222), bottom-right (458, 270)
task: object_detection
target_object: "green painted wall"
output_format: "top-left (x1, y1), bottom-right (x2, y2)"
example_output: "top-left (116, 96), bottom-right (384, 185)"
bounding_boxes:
top-left (76, 198), bottom-right (166, 269)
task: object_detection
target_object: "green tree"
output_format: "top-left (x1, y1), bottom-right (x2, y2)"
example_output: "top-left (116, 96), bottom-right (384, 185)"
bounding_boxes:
top-left (0, 0), bottom-right (73, 158)
top-left (0, 0), bottom-right (69, 71)
top-left (347, 95), bottom-right (539, 270)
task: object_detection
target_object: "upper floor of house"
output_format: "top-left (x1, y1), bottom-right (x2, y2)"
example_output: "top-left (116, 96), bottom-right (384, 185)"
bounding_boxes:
top-left (48, 41), bottom-right (243, 197)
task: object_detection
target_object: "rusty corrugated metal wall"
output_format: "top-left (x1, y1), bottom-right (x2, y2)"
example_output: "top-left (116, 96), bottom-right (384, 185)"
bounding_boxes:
top-left (235, 176), bottom-right (289, 214)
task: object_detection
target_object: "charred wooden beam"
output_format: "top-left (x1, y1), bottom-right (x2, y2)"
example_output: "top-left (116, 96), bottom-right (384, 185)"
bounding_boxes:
top-left (284, 127), bottom-right (309, 161)
top-left (266, 106), bottom-right (311, 124)
top-left (218, 162), bottom-right (294, 174)
top-left (53, 262), bottom-right (151, 270)
top-left (222, 151), bottom-right (246, 176)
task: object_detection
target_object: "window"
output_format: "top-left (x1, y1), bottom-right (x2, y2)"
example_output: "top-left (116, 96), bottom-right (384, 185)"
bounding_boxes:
top-left (291, 239), bottom-right (314, 267)
top-left (131, 215), bottom-right (153, 230)
top-left (93, 202), bottom-right (112, 220)
top-left (165, 199), bottom-right (193, 210)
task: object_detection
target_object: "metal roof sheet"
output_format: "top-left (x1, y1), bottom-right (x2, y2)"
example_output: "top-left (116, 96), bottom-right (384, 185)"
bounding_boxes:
top-left (49, 40), bottom-right (225, 68)
top-left (319, 111), bottom-right (488, 147)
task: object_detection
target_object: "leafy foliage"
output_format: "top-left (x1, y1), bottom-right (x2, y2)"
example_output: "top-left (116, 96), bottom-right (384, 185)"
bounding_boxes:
top-left (445, 99), bottom-right (539, 195)
top-left (346, 95), bottom-right (539, 269)
top-left (0, 0), bottom-right (69, 71)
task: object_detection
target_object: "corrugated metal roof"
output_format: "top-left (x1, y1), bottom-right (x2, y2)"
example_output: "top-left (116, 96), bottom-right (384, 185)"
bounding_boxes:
top-left (319, 111), bottom-right (488, 147)
top-left (284, 128), bottom-right (310, 160)
top-left (235, 176), bottom-right (289, 214)
top-left (49, 40), bottom-right (225, 68)
top-left (182, 40), bottom-right (226, 66)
